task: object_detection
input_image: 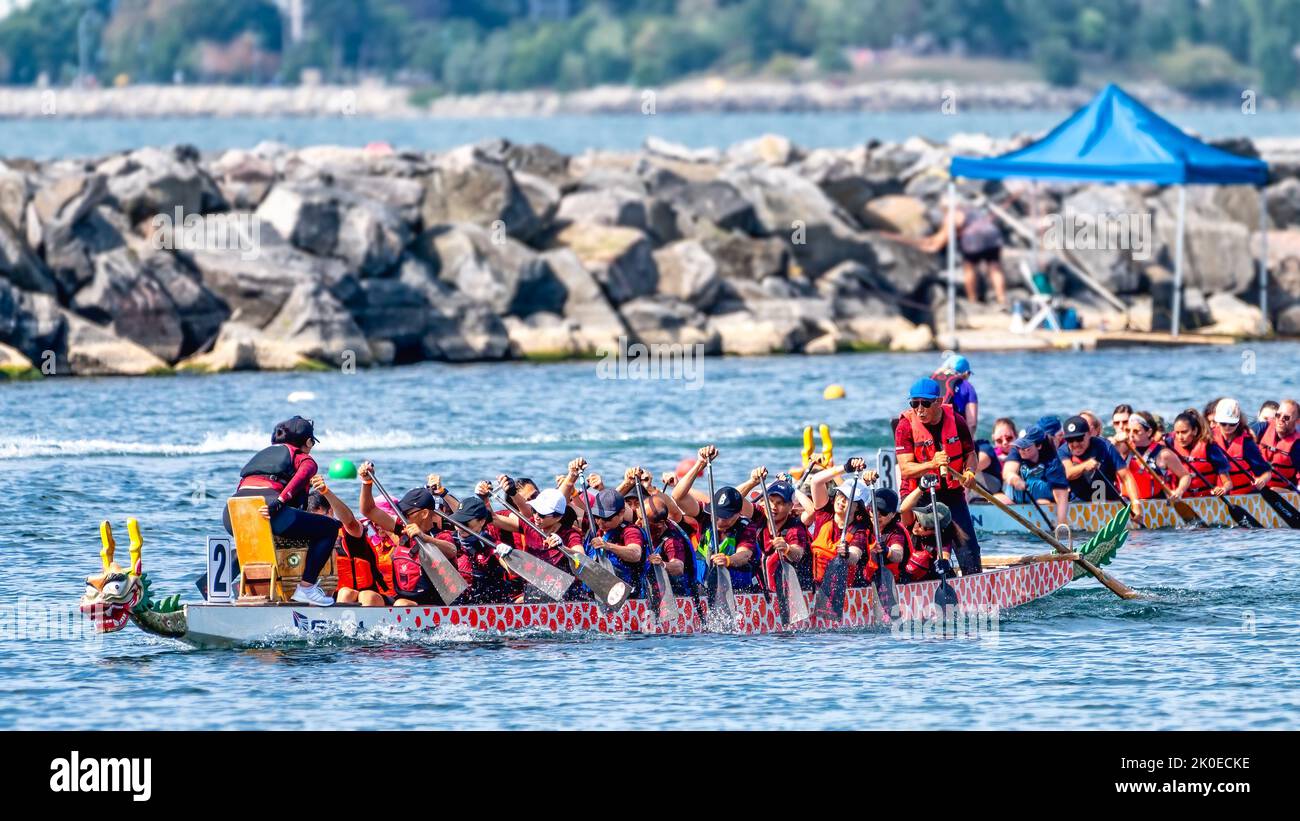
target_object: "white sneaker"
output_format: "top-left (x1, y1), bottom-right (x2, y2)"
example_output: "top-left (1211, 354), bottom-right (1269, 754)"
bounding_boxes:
top-left (291, 582), bottom-right (334, 607)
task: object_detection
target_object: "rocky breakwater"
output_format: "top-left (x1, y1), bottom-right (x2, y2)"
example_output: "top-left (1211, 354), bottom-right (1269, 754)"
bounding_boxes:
top-left (2, 132), bottom-right (1299, 378)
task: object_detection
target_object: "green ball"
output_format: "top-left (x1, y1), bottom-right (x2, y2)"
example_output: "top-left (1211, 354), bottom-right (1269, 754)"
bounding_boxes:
top-left (328, 459), bottom-right (357, 480)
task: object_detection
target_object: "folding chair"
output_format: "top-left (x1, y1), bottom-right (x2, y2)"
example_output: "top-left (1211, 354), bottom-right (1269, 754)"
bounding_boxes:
top-left (1016, 260), bottom-right (1062, 333)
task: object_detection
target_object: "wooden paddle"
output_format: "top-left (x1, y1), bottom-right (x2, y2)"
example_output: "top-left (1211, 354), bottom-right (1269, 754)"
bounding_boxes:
top-left (370, 473), bottom-right (470, 605)
top-left (922, 475), bottom-right (959, 610)
top-left (703, 455), bottom-right (738, 623)
top-left (492, 491), bottom-right (630, 609)
top-left (1128, 447), bottom-right (1206, 526)
top-left (758, 474), bottom-right (809, 626)
top-left (632, 477), bottom-right (680, 622)
top-left (813, 472), bottom-right (858, 621)
top-left (1220, 449), bottom-right (1300, 530)
top-left (965, 472), bottom-right (1139, 599)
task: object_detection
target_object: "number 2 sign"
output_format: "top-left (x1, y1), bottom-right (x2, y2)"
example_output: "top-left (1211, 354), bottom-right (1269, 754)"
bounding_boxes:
top-left (207, 536), bottom-right (237, 603)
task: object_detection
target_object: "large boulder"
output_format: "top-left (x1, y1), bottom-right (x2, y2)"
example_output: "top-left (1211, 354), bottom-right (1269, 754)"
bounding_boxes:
top-left (555, 222), bottom-right (658, 305)
top-left (0, 162), bottom-right (32, 231)
top-left (861, 195), bottom-right (930, 236)
top-left (70, 247), bottom-right (186, 362)
top-left (179, 321), bottom-right (324, 373)
top-left (28, 172), bottom-right (108, 251)
top-left (260, 280), bottom-right (374, 367)
top-left (0, 212), bottom-right (56, 294)
top-left (1277, 303), bottom-right (1300, 336)
top-left (1152, 188), bottom-right (1256, 295)
top-left (556, 187), bottom-right (648, 231)
top-left (254, 183), bottom-right (341, 258)
top-left (722, 165), bottom-right (876, 277)
top-left (503, 142), bottom-right (573, 189)
top-left (0, 341), bottom-right (35, 377)
top-left (653, 239), bottom-right (722, 310)
top-left (417, 223), bottom-right (564, 316)
top-left (658, 180), bottom-right (760, 237)
top-left (541, 248), bottom-right (628, 354)
top-left (351, 259), bottom-right (436, 364)
top-left (699, 227), bottom-right (789, 282)
top-left (421, 147), bottom-right (538, 239)
top-left (0, 282), bottom-right (64, 365)
top-left (62, 309), bottom-right (170, 375)
top-left (391, 256), bottom-right (511, 362)
top-left (184, 223), bottom-right (352, 328)
top-left (501, 312), bottom-right (599, 360)
top-left (1057, 186), bottom-right (1150, 295)
top-left (42, 205), bottom-right (129, 297)
top-left (1202, 292), bottom-right (1269, 337)
top-left (725, 134), bottom-right (799, 167)
top-left (706, 304), bottom-right (825, 355)
top-left (209, 148), bottom-right (277, 210)
top-left (143, 251), bottom-right (229, 358)
top-left (1265, 178), bottom-right (1300, 229)
top-left (102, 146), bottom-right (226, 225)
top-left (618, 296), bottom-right (720, 352)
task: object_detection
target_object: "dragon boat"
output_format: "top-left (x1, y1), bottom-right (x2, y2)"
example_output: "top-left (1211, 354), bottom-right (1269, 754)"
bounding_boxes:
top-left (79, 504), bottom-right (1132, 648)
top-left (968, 490), bottom-right (1300, 534)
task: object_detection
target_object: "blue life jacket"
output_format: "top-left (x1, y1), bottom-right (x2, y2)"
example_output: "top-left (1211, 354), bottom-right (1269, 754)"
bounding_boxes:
top-left (584, 527), bottom-right (645, 590)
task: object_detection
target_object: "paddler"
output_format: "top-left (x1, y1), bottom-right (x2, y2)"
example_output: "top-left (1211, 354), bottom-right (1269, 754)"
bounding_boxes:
top-left (225, 416), bottom-right (338, 607)
top-left (866, 488), bottom-right (910, 583)
top-left (585, 487), bottom-right (647, 591)
top-left (998, 424), bottom-right (1071, 524)
top-left (1058, 414), bottom-right (1133, 503)
top-left (748, 471), bottom-right (813, 590)
top-left (1164, 409), bottom-right (1233, 497)
top-left (1109, 404), bottom-right (1134, 459)
top-left (1210, 399), bottom-right (1274, 494)
top-left (898, 485), bottom-right (974, 582)
top-left (1258, 399), bottom-right (1298, 490)
top-left (895, 377), bottom-right (983, 574)
top-left (1125, 411), bottom-right (1193, 503)
top-left (973, 417), bottom-right (1017, 494)
top-left (634, 488), bottom-right (697, 597)
top-left (357, 462), bottom-right (459, 606)
top-left (445, 495), bottom-right (519, 603)
top-left (308, 475), bottom-right (394, 606)
top-left (798, 457), bottom-right (873, 588)
top-left (671, 446), bottom-right (760, 592)
top-left (495, 484), bottom-right (583, 573)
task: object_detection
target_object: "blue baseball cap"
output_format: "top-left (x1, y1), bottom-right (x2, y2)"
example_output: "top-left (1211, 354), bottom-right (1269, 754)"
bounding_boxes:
top-left (1036, 416), bottom-right (1062, 437)
top-left (908, 377), bottom-right (942, 401)
top-left (766, 480), bottom-right (795, 504)
top-left (941, 354), bottom-right (972, 375)
top-left (1013, 425), bottom-right (1047, 450)
top-left (590, 488), bottom-right (625, 519)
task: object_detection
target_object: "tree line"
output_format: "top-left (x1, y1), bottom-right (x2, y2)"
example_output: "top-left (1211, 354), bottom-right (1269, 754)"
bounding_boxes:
top-left (1, 0), bottom-right (1297, 99)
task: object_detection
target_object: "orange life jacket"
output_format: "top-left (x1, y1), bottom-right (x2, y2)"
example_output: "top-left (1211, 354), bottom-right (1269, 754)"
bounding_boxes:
top-left (1126, 442), bottom-right (1168, 500)
top-left (901, 405), bottom-right (966, 493)
top-left (334, 524), bottom-right (395, 595)
top-left (810, 515), bottom-right (860, 587)
top-left (1259, 426), bottom-right (1298, 488)
top-left (1214, 428), bottom-right (1258, 495)
top-left (1166, 437), bottom-right (1217, 497)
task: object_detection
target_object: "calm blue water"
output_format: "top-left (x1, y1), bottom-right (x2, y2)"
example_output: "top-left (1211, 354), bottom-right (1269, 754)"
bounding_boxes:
top-left (1, 343), bottom-right (1297, 729)
top-left (0, 108), bottom-right (1296, 159)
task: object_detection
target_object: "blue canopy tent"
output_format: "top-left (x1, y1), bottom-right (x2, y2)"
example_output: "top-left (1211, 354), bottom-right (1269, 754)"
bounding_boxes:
top-left (947, 83), bottom-right (1270, 337)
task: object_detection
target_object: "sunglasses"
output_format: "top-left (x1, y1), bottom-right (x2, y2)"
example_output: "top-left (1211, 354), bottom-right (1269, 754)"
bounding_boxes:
top-left (909, 398), bottom-right (937, 409)
top-left (1279, 414), bottom-right (1295, 422)
top-left (993, 435), bottom-right (1015, 443)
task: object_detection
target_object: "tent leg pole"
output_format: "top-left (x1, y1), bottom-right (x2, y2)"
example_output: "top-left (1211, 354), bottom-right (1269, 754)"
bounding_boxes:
top-left (1172, 186), bottom-right (1186, 338)
top-left (947, 181), bottom-right (957, 346)
top-left (1259, 187), bottom-right (1269, 331)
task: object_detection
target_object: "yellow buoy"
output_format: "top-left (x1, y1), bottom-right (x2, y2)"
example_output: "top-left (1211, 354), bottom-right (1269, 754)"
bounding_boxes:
top-left (823, 384), bottom-right (846, 400)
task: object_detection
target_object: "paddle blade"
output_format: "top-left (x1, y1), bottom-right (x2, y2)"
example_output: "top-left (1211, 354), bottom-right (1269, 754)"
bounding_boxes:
top-left (574, 556), bottom-right (631, 609)
top-left (651, 563), bottom-right (679, 621)
top-left (501, 548), bottom-right (575, 602)
top-left (1226, 499), bottom-right (1262, 528)
top-left (934, 575), bottom-right (958, 609)
top-left (1260, 488), bottom-right (1300, 529)
top-left (706, 564), bottom-right (737, 624)
top-left (812, 557), bottom-right (848, 621)
top-left (417, 542), bottom-right (470, 605)
top-left (873, 562), bottom-right (898, 618)
top-left (1172, 498), bottom-right (1202, 526)
top-left (781, 561), bottom-right (810, 624)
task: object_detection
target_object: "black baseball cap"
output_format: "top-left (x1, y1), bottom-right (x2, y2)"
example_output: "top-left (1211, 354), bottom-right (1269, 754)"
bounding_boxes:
top-left (274, 415), bottom-right (318, 446)
top-left (712, 486), bottom-right (744, 519)
top-left (398, 487), bottom-right (440, 516)
top-left (872, 488), bottom-right (899, 515)
top-left (1063, 415), bottom-right (1089, 441)
top-left (451, 498), bottom-right (491, 525)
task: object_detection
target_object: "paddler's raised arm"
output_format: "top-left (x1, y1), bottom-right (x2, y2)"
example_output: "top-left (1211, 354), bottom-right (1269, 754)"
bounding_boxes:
top-left (311, 475), bottom-right (363, 538)
top-left (426, 474), bottom-right (459, 514)
top-left (357, 461), bottom-right (399, 534)
top-left (806, 457), bottom-right (869, 513)
top-left (735, 466), bottom-right (768, 519)
top-left (672, 445), bottom-right (715, 517)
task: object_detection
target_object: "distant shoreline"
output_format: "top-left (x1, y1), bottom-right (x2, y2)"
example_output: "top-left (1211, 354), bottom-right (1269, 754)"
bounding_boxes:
top-left (0, 78), bottom-right (1236, 121)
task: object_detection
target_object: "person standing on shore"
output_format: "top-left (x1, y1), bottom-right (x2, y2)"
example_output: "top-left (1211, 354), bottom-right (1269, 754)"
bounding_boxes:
top-left (915, 201), bottom-right (1008, 307)
top-left (895, 377), bottom-right (983, 575)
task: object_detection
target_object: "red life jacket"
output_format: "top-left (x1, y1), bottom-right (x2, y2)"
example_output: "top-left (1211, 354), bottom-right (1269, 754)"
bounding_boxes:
top-left (901, 405), bottom-right (966, 493)
top-left (867, 520), bottom-right (912, 583)
top-left (1165, 436), bottom-right (1218, 497)
top-left (1214, 428), bottom-right (1258, 495)
top-left (1126, 442), bottom-right (1168, 500)
top-left (809, 513), bottom-right (862, 587)
top-left (1259, 426), bottom-right (1298, 488)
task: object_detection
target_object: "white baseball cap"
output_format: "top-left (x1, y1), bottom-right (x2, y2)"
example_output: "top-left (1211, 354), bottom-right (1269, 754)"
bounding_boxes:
top-left (529, 487), bottom-right (567, 517)
top-left (1214, 398), bottom-right (1242, 425)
